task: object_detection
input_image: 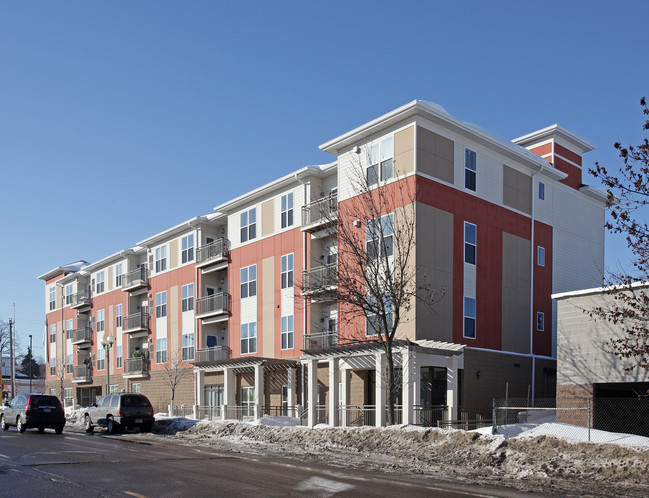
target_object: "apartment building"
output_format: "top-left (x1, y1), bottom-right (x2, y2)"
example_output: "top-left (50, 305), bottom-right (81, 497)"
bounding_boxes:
top-left (40, 100), bottom-right (606, 424)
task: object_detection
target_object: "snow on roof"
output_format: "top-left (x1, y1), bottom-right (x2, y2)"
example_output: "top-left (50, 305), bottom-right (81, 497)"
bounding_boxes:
top-left (38, 260), bottom-right (88, 281)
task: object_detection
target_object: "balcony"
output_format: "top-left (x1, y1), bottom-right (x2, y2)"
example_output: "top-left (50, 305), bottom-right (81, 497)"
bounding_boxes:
top-left (122, 266), bottom-right (149, 292)
top-left (122, 311), bottom-right (149, 334)
top-left (196, 292), bottom-right (231, 319)
top-left (303, 330), bottom-right (338, 350)
top-left (71, 326), bottom-right (92, 346)
top-left (70, 288), bottom-right (91, 309)
top-left (72, 365), bottom-right (92, 383)
top-left (123, 357), bottom-right (149, 379)
top-left (195, 346), bottom-right (232, 364)
top-left (196, 238), bottom-right (230, 269)
top-left (302, 192), bottom-right (337, 233)
top-left (302, 263), bottom-right (337, 296)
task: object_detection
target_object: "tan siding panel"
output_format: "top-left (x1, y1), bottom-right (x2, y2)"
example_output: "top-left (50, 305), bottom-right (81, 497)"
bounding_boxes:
top-left (262, 199), bottom-right (274, 237)
top-left (262, 256), bottom-right (275, 357)
top-left (169, 240), bottom-right (178, 269)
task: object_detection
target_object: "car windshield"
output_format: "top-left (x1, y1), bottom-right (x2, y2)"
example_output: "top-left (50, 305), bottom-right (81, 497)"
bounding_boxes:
top-left (121, 396), bottom-right (151, 408)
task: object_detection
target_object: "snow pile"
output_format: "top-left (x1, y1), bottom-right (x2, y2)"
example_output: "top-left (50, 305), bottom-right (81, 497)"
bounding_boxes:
top-left (153, 414), bottom-right (198, 434)
top-left (65, 406), bottom-right (87, 428)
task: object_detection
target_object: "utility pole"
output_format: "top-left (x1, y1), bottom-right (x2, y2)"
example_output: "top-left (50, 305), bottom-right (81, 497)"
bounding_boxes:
top-left (29, 335), bottom-right (33, 392)
top-left (9, 319), bottom-right (15, 398)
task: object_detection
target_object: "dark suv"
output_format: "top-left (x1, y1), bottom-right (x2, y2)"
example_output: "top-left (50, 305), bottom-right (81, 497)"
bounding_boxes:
top-left (1, 394), bottom-right (66, 434)
top-left (83, 393), bottom-right (154, 433)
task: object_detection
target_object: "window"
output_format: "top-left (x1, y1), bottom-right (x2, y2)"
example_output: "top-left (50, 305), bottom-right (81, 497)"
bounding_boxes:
top-left (182, 234), bottom-right (194, 263)
top-left (281, 254), bottom-right (294, 289)
top-left (366, 295), bottom-right (394, 337)
top-left (50, 357), bottom-right (56, 376)
top-left (463, 297), bottom-right (476, 339)
top-left (115, 263), bottom-right (122, 287)
top-left (537, 246), bottom-right (545, 267)
top-left (156, 338), bottom-right (167, 363)
top-left (182, 284), bottom-right (194, 312)
top-left (65, 283), bottom-right (74, 305)
top-left (537, 312), bottom-right (545, 331)
top-left (240, 208), bottom-right (257, 243)
top-left (366, 213), bottom-right (394, 260)
top-left (281, 193), bottom-right (294, 228)
top-left (96, 271), bottom-right (105, 294)
top-left (49, 287), bottom-right (56, 310)
top-left (155, 246), bottom-right (167, 273)
top-left (116, 304), bottom-right (123, 328)
top-left (116, 345), bottom-right (123, 369)
top-left (241, 386), bottom-right (255, 417)
top-left (96, 309), bottom-right (105, 333)
top-left (109, 384), bottom-right (119, 395)
top-left (66, 354), bottom-right (73, 374)
top-left (241, 322), bottom-right (257, 354)
top-left (97, 349), bottom-right (106, 370)
top-left (64, 387), bottom-right (73, 400)
top-left (156, 291), bottom-right (167, 318)
top-left (240, 265), bottom-right (257, 298)
top-left (367, 136), bottom-right (394, 187)
top-left (539, 182), bottom-right (545, 200)
top-left (465, 149), bottom-right (477, 191)
top-left (132, 383), bottom-right (142, 393)
top-left (464, 222), bottom-right (476, 265)
top-left (281, 315), bottom-right (294, 350)
top-left (49, 324), bottom-right (56, 343)
top-left (182, 332), bottom-right (195, 360)
top-left (66, 319), bottom-right (73, 339)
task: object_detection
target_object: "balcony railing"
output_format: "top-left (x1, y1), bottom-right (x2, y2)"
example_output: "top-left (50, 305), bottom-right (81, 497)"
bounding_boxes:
top-left (72, 365), bottom-right (92, 382)
top-left (124, 357), bottom-right (148, 375)
top-left (196, 238), bottom-right (230, 267)
top-left (302, 192), bottom-right (337, 232)
top-left (70, 288), bottom-right (91, 308)
top-left (302, 263), bottom-right (337, 295)
top-left (122, 266), bottom-right (149, 291)
top-left (195, 346), bottom-right (232, 363)
top-left (303, 330), bottom-right (338, 350)
top-left (122, 312), bottom-right (149, 333)
top-left (71, 326), bottom-right (92, 345)
top-left (196, 292), bottom-right (231, 318)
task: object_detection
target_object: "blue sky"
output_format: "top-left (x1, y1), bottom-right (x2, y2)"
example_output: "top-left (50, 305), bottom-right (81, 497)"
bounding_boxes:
top-left (1, 1), bottom-right (647, 359)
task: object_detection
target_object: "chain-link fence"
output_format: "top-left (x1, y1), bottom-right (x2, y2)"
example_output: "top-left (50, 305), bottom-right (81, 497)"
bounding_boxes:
top-left (493, 396), bottom-right (649, 446)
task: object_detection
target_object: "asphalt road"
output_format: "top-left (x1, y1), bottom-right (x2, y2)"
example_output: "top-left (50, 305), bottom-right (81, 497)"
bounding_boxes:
top-left (0, 426), bottom-right (519, 497)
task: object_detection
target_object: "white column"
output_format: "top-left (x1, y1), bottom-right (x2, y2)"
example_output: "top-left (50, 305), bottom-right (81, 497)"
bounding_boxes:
top-left (401, 349), bottom-right (414, 425)
top-left (446, 356), bottom-right (459, 421)
top-left (287, 367), bottom-right (296, 417)
top-left (307, 358), bottom-right (318, 428)
top-left (223, 367), bottom-right (235, 420)
top-left (254, 364), bottom-right (265, 420)
top-left (375, 352), bottom-right (386, 427)
top-left (340, 367), bottom-right (350, 427)
top-left (328, 358), bottom-right (339, 426)
top-left (194, 369), bottom-right (204, 419)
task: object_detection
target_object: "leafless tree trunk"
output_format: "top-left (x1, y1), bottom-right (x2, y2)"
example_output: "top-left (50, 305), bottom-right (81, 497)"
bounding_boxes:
top-left (163, 349), bottom-right (192, 413)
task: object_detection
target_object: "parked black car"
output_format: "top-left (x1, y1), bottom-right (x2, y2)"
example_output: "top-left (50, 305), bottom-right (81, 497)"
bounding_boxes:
top-left (1, 394), bottom-right (66, 434)
top-left (84, 393), bottom-right (154, 433)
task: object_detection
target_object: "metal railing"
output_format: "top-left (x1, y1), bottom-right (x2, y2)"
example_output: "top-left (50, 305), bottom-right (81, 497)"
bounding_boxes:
top-left (196, 405), bottom-right (221, 420)
top-left (302, 192), bottom-right (337, 228)
top-left (122, 266), bottom-right (149, 289)
top-left (263, 405), bottom-right (299, 418)
top-left (413, 405), bottom-right (448, 427)
top-left (196, 346), bottom-right (231, 363)
top-left (70, 288), bottom-right (91, 307)
top-left (196, 238), bottom-right (230, 265)
top-left (316, 404), bottom-right (328, 425)
top-left (124, 357), bottom-right (148, 375)
top-left (340, 405), bottom-right (376, 426)
top-left (123, 311), bottom-right (148, 332)
top-left (303, 330), bottom-right (338, 350)
top-left (196, 292), bottom-right (231, 317)
top-left (223, 405), bottom-right (255, 420)
top-left (302, 263), bottom-right (337, 294)
top-left (71, 325), bottom-right (92, 344)
top-left (73, 365), bottom-right (92, 381)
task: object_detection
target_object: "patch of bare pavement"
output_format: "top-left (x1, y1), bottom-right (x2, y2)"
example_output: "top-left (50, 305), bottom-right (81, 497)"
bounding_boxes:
top-left (92, 419), bottom-right (649, 498)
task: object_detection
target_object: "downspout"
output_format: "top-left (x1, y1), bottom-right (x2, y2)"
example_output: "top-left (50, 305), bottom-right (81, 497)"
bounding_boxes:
top-left (529, 161), bottom-right (545, 406)
top-left (295, 171), bottom-right (309, 407)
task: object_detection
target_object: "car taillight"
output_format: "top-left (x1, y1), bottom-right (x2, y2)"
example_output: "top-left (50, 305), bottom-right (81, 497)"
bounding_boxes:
top-left (25, 397), bottom-right (32, 413)
top-left (118, 408), bottom-right (124, 417)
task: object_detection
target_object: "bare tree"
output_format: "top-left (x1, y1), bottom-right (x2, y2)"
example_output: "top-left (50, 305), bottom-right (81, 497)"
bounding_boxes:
top-left (162, 349), bottom-right (192, 413)
top-left (301, 152), bottom-right (442, 424)
top-left (589, 96), bottom-right (649, 371)
top-left (0, 321), bottom-right (9, 359)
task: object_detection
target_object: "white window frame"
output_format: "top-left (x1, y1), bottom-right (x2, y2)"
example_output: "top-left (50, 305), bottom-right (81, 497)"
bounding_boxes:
top-left (241, 322), bottom-right (257, 355)
top-left (66, 354), bottom-right (73, 374)
top-left (49, 324), bottom-right (56, 343)
top-left (49, 287), bottom-right (56, 311)
top-left (97, 348), bottom-right (106, 371)
top-left (463, 297), bottom-right (476, 339)
top-left (96, 271), bottom-right (105, 294)
top-left (240, 265), bottom-right (257, 298)
top-left (115, 263), bottom-right (122, 287)
top-left (182, 234), bottom-right (194, 264)
top-left (464, 222), bottom-right (476, 265)
top-left (281, 315), bottom-right (294, 350)
top-left (65, 283), bottom-right (74, 305)
top-left (116, 304), bottom-right (123, 328)
top-left (366, 136), bottom-right (394, 187)
top-left (465, 148), bottom-right (477, 192)
top-left (155, 246), bottom-right (167, 273)
top-left (182, 332), bottom-right (195, 360)
top-left (281, 254), bottom-right (294, 289)
top-left (50, 357), bottom-right (56, 376)
top-left (241, 386), bottom-right (255, 417)
top-left (66, 319), bottom-right (73, 339)
top-left (116, 345), bottom-right (123, 369)
top-left (281, 193), bottom-right (294, 229)
top-left (156, 337), bottom-right (168, 364)
top-left (132, 383), bottom-right (142, 393)
top-left (537, 246), bottom-right (545, 267)
top-left (156, 291), bottom-right (167, 318)
top-left (96, 309), bottom-right (105, 333)
top-left (240, 208), bottom-right (257, 243)
top-left (182, 283), bottom-right (194, 312)
top-left (366, 213), bottom-right (394, 260)
top-left (537, 311), bottom-right (545, 332)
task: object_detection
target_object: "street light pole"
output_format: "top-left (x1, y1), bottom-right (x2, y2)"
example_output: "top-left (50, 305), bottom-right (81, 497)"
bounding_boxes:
top-left (101, 335), bottom-right (115, 395)
top-left (29, 335), bottom-right (32, 392)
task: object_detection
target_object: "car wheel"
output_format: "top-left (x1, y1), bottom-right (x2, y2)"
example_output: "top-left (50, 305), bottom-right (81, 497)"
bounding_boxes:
top-left (37, 426), bottom-right (45, 434)
top-left (55, 426), bottom-right (64, 435)
top-left (1, 415), bottom-right (8, 431)
top-left (17, 417), bottom-right (26, 433)
top-left (106, 417), bottom-right (116, 434)
top-left (84, 415), bottom-right (94, 433)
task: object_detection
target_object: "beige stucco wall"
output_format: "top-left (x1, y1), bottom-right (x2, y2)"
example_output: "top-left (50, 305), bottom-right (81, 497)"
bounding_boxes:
top-left (416, 126), bottom-right (454, 184)
top-left (262, 199), bottom-right (274, 237)
top-left (262, 256), bottom-right (275, 357)
top-left (501, 232), bottom-right (530, 354)
top-left (502, 165), bottom-right (531, 214)
top-left (394, 125), bottom-right (414, 177)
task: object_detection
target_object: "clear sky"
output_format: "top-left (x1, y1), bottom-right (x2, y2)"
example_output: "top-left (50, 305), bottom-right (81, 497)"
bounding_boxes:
top-left (1, 1), bottom-right (647, 360)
